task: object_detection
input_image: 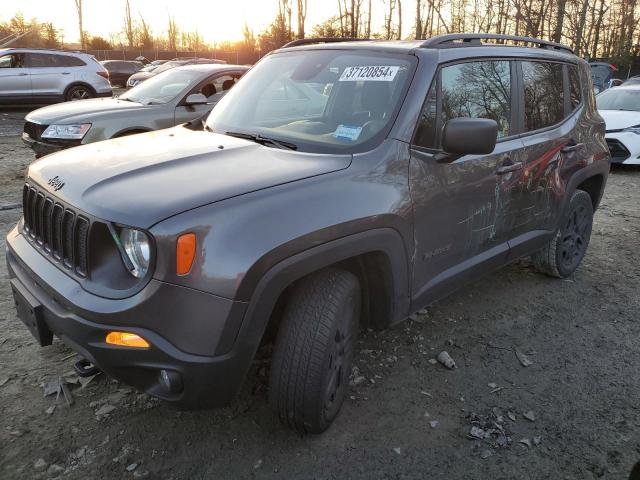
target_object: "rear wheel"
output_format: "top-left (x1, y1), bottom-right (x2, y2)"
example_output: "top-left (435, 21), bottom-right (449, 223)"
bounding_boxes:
top-left (269, 268), bottom-right (360, 434)
top-left (532, 190), bottom-right (594, 278)
top-left (66, 85), bottom-right (94, 101)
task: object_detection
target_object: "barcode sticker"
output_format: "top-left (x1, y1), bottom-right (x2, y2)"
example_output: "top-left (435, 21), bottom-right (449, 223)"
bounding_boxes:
top-left (339, 66), bottom-right (399, 82)
top-left (333, 124), bottom-right (363, 141)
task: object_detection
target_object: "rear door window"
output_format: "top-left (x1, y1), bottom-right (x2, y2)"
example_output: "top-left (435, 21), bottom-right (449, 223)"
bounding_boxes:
top-left (521, 61), bottom-right (564, 131)
top-left (26, 53), bottom-right (59, 68)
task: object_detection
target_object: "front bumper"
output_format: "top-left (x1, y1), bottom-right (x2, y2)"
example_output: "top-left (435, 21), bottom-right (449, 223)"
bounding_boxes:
top-left (6, 227), bottom-right (251, 409)
top-left (21, 132), bottom-right (77, 157)
top-left (605, 132), bottom-right (640, 165)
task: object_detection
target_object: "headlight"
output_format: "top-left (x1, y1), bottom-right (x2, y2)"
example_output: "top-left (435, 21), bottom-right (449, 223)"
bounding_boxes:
top-left (41, 123), bottom-right (91, 140)
top-left (623, 124), bottom-right (640, 135)
top-left (119, 228), bottom-right (151, 278)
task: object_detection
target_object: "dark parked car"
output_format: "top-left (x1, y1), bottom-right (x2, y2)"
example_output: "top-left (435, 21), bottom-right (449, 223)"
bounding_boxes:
top-left (7, 34), bottom-right (610, 434)
top-left (590, 61), bottom-right (618, 93)
top-left (126, 57), bottom-right (226, 87)
top-left (100, 60), bottom-right (143, 87)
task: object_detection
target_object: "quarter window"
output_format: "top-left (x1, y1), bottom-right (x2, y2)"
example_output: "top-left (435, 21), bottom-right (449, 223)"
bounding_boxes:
top-left (522, 61), bottom-right (564, 131)
top-left (568, 65), bottom-right (582, 110)
top-left (55, 55), bottom-right (85, 67)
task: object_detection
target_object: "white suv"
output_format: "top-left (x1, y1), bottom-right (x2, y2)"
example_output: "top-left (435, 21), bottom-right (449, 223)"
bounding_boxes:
top-left (0, 48), bottom-right (112, 104)
top-left (597, 84), bottom-right (640, 165)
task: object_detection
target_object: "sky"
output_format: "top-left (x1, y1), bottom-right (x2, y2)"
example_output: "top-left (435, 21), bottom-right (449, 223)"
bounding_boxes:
top-left (1, 0), bottom-right (413, 44)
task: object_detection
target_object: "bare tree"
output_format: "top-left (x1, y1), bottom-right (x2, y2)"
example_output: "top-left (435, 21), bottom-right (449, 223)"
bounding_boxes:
top-left (384, 0), bottom-right (396, 40)
top-left (167, 15), bottom-right (178, 51)
top-left (74, 0), bottom-right (85, 48)
top-left (138, 14), bottom-right (153, 49)
top-left (123, 0), bottom-right (136, 48)
top-left (296, 0), bottom-right (307, 39)
top-left (397, 0), bottom-right (402, 39)
top-left (415, 0), bottom-right (424, 39)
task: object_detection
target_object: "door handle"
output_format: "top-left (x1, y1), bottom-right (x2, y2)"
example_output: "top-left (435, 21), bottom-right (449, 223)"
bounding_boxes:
top-left (561, 142), bottom-right (584, 153)
top-left (496, 161), bottom-right (523, 175)
top-left (61, 72), bottom-right (71, 75)
top-left (18, 73), bottom-right (28, 76)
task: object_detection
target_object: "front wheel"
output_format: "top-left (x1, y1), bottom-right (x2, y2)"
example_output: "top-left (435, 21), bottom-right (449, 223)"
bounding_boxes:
top-left (532, 189), bottom-right (594, 278)
top-left (269, 268), bottom-right (360, 434)
top-left (66, 85), bottom-right (94, 101)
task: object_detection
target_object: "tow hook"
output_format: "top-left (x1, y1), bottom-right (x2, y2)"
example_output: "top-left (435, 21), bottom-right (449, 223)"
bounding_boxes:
top-left (73, 358), bottom-right (101, 377)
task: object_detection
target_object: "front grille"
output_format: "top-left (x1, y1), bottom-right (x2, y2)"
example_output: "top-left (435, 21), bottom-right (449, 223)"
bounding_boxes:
top-left (23, 121), bottom-right (48, 141)
top-left (606, 138), bottom-right (631, 162)
top-left (22, 183), bottom-right (90, 277)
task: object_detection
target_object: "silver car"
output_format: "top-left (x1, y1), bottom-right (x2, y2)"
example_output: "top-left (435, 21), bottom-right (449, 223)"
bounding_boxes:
top-left (22, 64), bottom-right (248, 157)
top-left (0, 48), bottom-right (112, 104)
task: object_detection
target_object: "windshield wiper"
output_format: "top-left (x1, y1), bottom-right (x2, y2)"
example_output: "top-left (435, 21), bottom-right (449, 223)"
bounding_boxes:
top-left (225, 131), bottom-right (297, 150)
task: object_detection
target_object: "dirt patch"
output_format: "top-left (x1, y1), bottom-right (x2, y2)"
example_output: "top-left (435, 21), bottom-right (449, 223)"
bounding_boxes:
top-left (1, 109), bottom-right (639, 479)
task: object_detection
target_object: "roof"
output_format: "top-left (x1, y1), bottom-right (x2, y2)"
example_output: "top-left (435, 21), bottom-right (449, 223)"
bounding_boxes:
top-left (0, 47), bottom-right (88, 56)
top-left (277, 34), bottom-right (577, 60)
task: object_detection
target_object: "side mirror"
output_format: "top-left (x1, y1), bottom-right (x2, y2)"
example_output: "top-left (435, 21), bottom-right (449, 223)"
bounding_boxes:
top-left (185, 93), bottom-right (208, 106)
top-left (441, 118), bottom-right (498, 157)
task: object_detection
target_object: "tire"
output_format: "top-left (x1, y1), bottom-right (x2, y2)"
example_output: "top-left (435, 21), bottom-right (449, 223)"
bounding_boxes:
top-left (269, 268), bottom-right (360, 434)
top-left (65, 85), bottom-right (94, 101)
top-left (532, 189), bottom-right (594, 278)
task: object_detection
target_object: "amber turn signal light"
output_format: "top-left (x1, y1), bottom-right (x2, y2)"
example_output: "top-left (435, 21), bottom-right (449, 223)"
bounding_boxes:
top-left (176, 233), bottom-right (197, 275)
top-left (105, 331), bottom-right (150, 348)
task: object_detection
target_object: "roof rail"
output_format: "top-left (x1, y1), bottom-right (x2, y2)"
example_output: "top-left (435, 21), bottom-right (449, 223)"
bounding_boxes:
top-left (282, 37), bottom-right (370, 48)
top-left (420, 33), bottom-right (574, 54)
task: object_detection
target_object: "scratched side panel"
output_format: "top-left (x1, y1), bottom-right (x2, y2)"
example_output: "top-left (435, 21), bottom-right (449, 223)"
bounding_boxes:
top-left (408, 137), bottom-right (523, 303)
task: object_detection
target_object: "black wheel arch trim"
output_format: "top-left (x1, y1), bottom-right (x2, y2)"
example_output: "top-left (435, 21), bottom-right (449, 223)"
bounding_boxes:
top-left (215, 228), bottom-right (411, 357)
top-left (559, 160), bottom-right (609, 221)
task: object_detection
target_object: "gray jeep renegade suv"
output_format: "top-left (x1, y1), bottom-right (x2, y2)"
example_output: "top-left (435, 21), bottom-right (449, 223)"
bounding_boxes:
top-left (7, 34), bottom-right (610, 433)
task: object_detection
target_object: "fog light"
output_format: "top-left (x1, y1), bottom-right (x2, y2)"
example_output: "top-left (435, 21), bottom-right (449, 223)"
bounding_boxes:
top-left (105, 331), bottom-right (150, 348)
top-left (159, 369), bottom-right (183, 394)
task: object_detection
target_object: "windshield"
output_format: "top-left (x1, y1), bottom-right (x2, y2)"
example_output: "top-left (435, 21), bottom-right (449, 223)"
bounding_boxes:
top-left (596, 88), bottom-right (640, 111)
top-left (153, 60), bottom-right (183, 74)
top-left (206, 50), bottom-right (416, 153)
top-left (119, 68), bottom-right (201, 105)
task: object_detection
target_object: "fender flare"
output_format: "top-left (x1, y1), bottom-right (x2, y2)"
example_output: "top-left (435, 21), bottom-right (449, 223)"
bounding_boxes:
top-left (558, 160), bottom-right (609, 222)
top-left (216, 227), bottom-right (411, 357)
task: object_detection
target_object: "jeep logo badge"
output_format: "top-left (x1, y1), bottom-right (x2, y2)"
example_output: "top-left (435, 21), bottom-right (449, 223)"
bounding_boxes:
top-left (47, 176), bottom-right (65, 191)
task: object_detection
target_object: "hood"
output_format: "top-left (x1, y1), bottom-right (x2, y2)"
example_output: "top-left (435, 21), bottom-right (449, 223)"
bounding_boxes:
top-left (28, 126), bottom-right (352, 228)
top-left (25, 98), bottom-right (147, 124)
top-left (599, 109), bottom-right (640, 131)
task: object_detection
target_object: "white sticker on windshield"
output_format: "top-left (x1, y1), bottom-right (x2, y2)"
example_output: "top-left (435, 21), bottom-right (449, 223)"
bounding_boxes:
top-left (339, 65), bottom-right (399, 82)
top-left (333, 124), bottom-right (363, 141)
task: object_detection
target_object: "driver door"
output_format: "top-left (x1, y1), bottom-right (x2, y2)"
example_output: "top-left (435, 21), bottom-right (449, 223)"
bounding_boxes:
top-left (409, 59), bottom-right (525, 306)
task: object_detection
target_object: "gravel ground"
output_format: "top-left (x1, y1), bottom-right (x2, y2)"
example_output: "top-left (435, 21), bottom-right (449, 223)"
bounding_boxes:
top-left (0, 107), bottom-right (639, 480)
